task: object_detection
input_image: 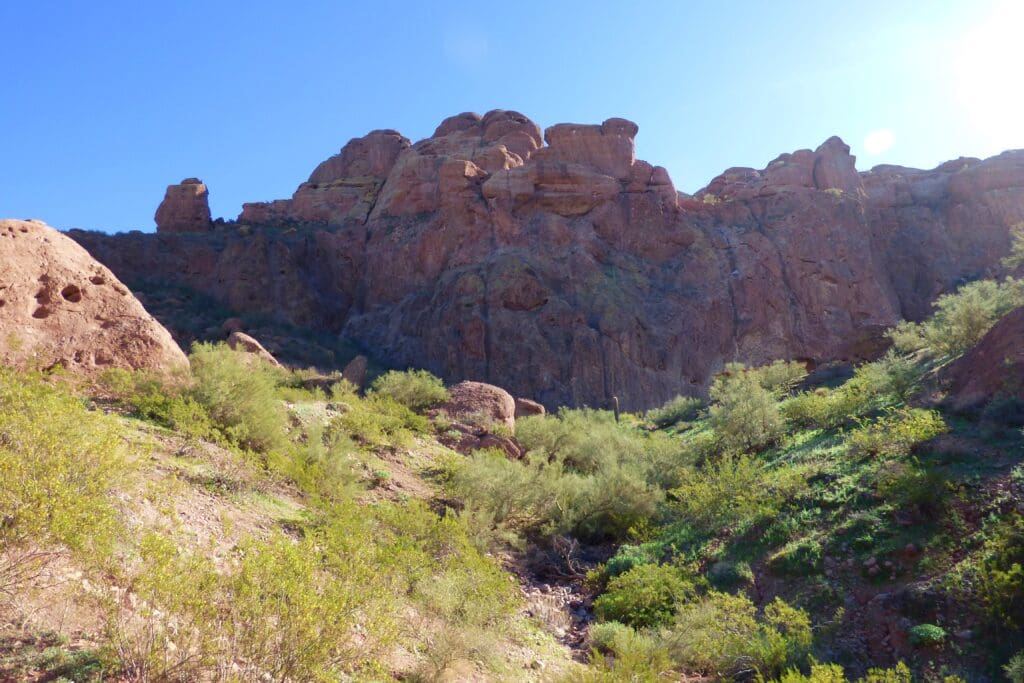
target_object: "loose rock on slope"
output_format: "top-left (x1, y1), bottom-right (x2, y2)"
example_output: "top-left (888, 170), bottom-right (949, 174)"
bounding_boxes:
top-left (0, 219), bottom-right (188, 374)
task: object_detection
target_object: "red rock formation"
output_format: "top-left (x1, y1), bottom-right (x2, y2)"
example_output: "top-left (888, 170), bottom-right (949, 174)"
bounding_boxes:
top-left (0, 219), bottom-right (188, 374)
top-left (942, 307), bottom-right (1024, 410)
top-left (155, 178), bottom-right (213, 233)
top-left (227, 330), bottom-right (281, 368)
top-left (442, 381), bottom-right (517, 432)
top-left (67, 111), bottom-right (1024, 410)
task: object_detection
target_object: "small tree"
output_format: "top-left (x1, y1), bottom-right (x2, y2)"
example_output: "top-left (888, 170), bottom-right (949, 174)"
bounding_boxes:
top-left (1003, 222), bottom-right (1024, 270)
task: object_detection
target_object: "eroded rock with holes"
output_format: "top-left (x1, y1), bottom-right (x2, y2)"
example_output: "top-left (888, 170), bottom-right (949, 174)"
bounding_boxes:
top-left (0, 219), bottom-right (188, 373)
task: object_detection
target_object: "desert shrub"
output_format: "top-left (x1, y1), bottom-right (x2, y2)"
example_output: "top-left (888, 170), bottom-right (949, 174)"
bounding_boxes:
top-left (267, 420), bottom-right (360, 500)
top-left (581, 622), bottom-right (672, 682)
top-left (747, 360), bottom-right (809, 395)
top-left (368, 369), bottom-right (449, 412)
top-left (188, 342), bottom-right (289, 452)
top-left (774, 660), bottom-right (848, 683)
top-left (769, 537), bottom-right (824, 576)
top-left (773, 661), bottom-right (914, 683)
top-left (445, 447), bottom-right (662, 544)
top-left (908, 623), bottom-right (946, 647)
top-left (922, 278), bottom-right (1024, 357)
top-left (0, 370), bottom-right (124, 595)
top-left (888, 320), bottom-right (929, 354)
top-left (671, 454), bottom-right (808, 533)
top-left (604, 543), bottom-right (664, 578)
top-left (847, 408), bottom-right (948, 458)
top-left (709, 366), bottom-right (786, 453)
top-left (855, 350), bottom-right (925, 402)
top-left (100, 368), bottom-right (217, 441)
top-left (223, 530), bottom-right (388, 681)
top-left (647, 395), bottom-right (703, 428)
top-left (331, 393), bottom-right (429, 450)
top-left (874, 460), bottom-right (948, 514)
top-left (517, 409), bottom-right (656, 474)
top-left (707, 560), bottom-right (755, 591)
top-left (1006, 651), bottom-right (1024, 683)
top-left (1003, 222), bottom-right (1024, 269)
top-left (594, 563), bottom-right (697, 628)
top-left (976, 514), bottom-right (1024, 627)
top-left (662, 593), bottom-right (811, 679)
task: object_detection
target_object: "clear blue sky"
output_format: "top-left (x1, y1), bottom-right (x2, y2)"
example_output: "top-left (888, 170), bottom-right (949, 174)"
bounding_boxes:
top-left (3, 1), bottom-right (1021, 232)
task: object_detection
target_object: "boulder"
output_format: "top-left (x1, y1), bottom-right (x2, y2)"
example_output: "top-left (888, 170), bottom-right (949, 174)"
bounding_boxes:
top-left (226, 330), bottom-right (281, 367)
top-left (942, 307), bottom-right (1024, 410)
top-left (341, 354), bottom-right (368, 389)
top-left (155, 178), bottom-right (213, 233)
top-left (0, 219), bottom-right (188, 374)
top-left (514, 398), bottom-right (546, 418)
top-left (443, 381), bottom-right (516, 432)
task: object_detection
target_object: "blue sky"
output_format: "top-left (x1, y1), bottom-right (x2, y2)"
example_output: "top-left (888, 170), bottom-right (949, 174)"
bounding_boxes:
top-left (2, 0), bottom-right (1022, 232)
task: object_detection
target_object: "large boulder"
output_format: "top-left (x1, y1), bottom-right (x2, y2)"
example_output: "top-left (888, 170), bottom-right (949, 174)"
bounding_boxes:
top-left (226, 330), bottom-right (281, 368)
top-left (942, 307), bottom-right (1024, 410)
top-left (0, 219), bottom-right (188, 374)
top-left (442, 381), bottom-right (516, 432)
top-left (155, 178), bottom-right (213, 233)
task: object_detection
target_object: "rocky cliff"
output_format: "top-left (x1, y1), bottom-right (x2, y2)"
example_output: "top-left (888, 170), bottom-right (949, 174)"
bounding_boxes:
top-left (68, 111), bottom-right (1024, 409)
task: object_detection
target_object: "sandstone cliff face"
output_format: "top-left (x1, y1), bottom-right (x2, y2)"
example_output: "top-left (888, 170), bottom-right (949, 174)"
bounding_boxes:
top-left (69, 111), bottom-right (1024, 409)
top-left (0, 219), bottom-right (188, 374)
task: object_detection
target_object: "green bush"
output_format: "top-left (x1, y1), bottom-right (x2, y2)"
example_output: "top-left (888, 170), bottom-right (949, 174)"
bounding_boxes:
top-left (707, 560), bottom-right (755, 591)
top-left (188, 342), bottom-right (289, 452)
top-left (874, 460), bottom-right (947, 514)
top-left (1004, 223), bottom-right (1024, 269)
top-left (847, 408), bottom-right (948, 458)
top-left (976, 514), bottom-right (1024, 627)
top-left (445, 447), bottom-right (662, 544)
top-left (772, 661), bottom-right (914, 683)
top-left (919, 278), bottom-right (1024, 357)
top-left (604, 543), bottom-right (664, 578)
top-left (0, 370), bottom-right (124, 594)
top-left (593, 563), bottom-right (697, 628)
top-left (332, 393), bottom-right (429, 450)
top-left (907, 623), bottom-right (946, 647)
top-left (581, 621), bottom-right (672, 682)
top-left (769, 537), bottom-right (824, 576)
top-left (647, 395), bottom-right (703, 428)
top-left (671, 453), bottom-right (808, 533)
top-left (1006, 651), bottom-right (1024, 683)
top-left (369, 369), bottom-right (449, 412)
top-left (663, 593), bottom-right (812, 679)
top-left (100, 368), bottom-right (216, 441)
top-left (709, 364), bottom-right (789, 453)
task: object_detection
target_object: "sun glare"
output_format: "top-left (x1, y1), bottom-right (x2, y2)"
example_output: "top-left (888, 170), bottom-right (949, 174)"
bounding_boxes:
top-left (953, 1), bottom-right (1024, 154)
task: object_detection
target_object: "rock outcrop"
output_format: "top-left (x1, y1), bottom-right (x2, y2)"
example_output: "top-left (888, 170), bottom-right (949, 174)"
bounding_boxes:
top-left (942, 307), bottom-right (1024, 410)
top-left (226, 330), bottom-right (281, 367)
top-left (155, 178), bottom-right (213, 233)
top-left (68, 110), bottom-right (1024, 409)
top-left (0, 219), bottom-right (188, 374)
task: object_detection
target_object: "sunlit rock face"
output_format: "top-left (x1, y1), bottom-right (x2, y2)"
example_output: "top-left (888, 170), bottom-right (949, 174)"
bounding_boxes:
top-left (70, 111), bottom-right (1024, 409)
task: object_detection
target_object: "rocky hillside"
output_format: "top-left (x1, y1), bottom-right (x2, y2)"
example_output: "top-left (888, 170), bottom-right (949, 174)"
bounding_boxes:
top-left (69, 111), bottom-right (1024, 409)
